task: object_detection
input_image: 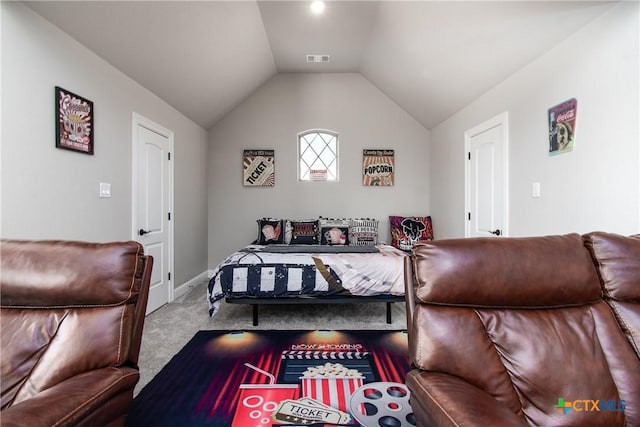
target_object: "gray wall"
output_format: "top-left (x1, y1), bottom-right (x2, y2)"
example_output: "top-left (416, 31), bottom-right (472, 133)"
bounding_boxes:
top-left (1, 2), bottom-right (209, 287)
top-left (208, 73), bottom-right (430, 267)
top-left (6, 0), bottom-right (635, 283)
top-left (430, 2), bottom-right (639, 238)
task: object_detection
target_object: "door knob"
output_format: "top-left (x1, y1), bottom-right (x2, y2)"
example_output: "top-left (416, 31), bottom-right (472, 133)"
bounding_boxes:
top-left (489, 229), bottom-right (502, 236)
top-left (139, 228), bottom-right (151, 236)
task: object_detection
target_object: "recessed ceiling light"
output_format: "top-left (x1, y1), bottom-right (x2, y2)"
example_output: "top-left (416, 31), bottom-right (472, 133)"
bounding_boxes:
top-left (311, 0), bottom-right (325, 15)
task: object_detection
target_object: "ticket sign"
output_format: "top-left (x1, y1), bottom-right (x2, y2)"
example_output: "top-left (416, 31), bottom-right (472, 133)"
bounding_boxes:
top-left (243, 150), bottom-right (275, 186)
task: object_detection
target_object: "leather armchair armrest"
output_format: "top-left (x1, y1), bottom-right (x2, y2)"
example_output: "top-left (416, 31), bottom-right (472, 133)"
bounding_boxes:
top-left (406, 370), bottom-right (528, 427)
top-left (1, 366), bottom-right (139, 427)
top-left (404, 254), bottom-right (417, 343)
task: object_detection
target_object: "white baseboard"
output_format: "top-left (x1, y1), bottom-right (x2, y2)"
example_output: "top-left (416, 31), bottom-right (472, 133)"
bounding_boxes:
top-left (173, 271), bottom-right (209, 301)
top-left (208, 269), bottom-right (216, 278)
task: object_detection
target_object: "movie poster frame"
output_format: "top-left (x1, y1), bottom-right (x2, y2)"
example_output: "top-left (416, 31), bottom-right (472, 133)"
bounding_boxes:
top-left (55, 86), bottom-right (95, 155)
top-left (362, 149), bottom-right (395, 186)
top-left (243, 149), bottom-right (275, 187)
top-left (548, 98), bottom-right (577, 156)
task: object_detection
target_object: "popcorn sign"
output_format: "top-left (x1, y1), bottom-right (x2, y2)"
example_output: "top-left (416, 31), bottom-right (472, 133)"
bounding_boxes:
top-left (55, 87), bottom-right (94, 155)
top-left (363, 149), bottom-right (394, 186)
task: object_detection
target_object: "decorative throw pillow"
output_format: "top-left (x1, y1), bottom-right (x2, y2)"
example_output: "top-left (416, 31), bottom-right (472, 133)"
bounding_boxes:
top-left (290, 220), bottom-right (319, 245)
top-left (257, 218), bottom-right (285, 245)
top-left (349, 218), bottom-right (379, 246)
top-left (319, 217), bottom-right (350, 246)
top-left (389, 216), bottom-right (433, 251)
top-left (283, 220), bottom-right (293, 244)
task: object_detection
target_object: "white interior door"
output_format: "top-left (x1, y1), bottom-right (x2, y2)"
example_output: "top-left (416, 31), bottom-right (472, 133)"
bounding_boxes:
top-left (465, 113), bottom-right (508, 238)
top-left (133, 114), bottom-right (173, 314)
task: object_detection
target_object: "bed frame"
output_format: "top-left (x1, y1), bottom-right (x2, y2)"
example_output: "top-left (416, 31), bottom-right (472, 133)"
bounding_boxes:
top-left (225, 294), bottom-right (406, 326)
top-left (222, 253), bottom-right (413, 326)
top-left (211, 245), bottom-right (414, 326)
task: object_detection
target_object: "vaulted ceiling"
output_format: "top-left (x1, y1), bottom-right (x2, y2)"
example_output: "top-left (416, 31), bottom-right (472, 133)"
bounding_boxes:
top-left (26, 1), bottom-right (615, 130)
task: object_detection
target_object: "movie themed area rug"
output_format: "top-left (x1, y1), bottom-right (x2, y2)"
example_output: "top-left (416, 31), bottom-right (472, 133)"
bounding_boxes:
top-left (126, 330), bottom-right (416, 426)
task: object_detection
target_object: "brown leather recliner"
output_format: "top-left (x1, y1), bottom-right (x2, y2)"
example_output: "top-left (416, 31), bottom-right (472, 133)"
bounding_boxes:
top-left (405, 232), bottom-right (639, 426)
top-left (1, 240), bottom-right (153, 427)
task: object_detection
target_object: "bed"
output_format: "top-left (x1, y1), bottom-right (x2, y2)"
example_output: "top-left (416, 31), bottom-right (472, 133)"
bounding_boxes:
top-left (207, 243), bottom-right (409, 326)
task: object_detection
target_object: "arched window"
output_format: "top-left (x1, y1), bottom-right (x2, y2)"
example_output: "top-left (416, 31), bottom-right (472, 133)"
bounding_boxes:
top-left (298, 130), bottom-right (338, 181)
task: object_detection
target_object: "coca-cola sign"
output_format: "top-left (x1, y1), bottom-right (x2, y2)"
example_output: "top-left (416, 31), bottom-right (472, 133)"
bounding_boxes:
top-left (548, 98), bottom-right (577, 156)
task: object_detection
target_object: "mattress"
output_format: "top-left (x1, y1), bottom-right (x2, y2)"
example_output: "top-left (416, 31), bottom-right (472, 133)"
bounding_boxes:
top-left (207, 244), bottom-right (408, 316)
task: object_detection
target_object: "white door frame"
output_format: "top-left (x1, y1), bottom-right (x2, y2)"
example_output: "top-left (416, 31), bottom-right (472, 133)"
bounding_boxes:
top-left (464, 112), bottom-right (509, 238)
top-left (131, 112), bottom-right (175, 304)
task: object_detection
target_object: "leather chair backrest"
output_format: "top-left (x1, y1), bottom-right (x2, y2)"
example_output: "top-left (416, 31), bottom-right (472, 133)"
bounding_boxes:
top-left (410, 233), bottom-right (640, 426)
top-left (584, 232), bottom-right (640, 357)
top-left (0, 240), bottom-right (151, 410)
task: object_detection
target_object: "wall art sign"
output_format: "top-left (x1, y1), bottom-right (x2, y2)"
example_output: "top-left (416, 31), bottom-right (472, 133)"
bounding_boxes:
top-left (55, 86), bottom-right (94, 155)
top-left (362, 149), bottom-right (394, 186)
top-left (548, 98), bottom-right (577, 156)
top-left (243, 149), bottom-right (275, 186)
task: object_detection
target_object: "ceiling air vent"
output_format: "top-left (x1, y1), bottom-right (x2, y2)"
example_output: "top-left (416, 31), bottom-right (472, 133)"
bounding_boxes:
top-left (306, 54), bottom-right (330, 63)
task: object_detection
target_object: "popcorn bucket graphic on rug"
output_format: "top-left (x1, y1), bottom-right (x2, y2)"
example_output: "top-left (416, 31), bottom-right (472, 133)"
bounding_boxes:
top-left (301, 376), bottom-right (364, 413)
top-left (231, 363), bottom-right (300, 427)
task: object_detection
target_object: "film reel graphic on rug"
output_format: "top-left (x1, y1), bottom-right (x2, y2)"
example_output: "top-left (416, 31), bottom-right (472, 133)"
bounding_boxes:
top-left (349, 382), bottom-right (416, 426)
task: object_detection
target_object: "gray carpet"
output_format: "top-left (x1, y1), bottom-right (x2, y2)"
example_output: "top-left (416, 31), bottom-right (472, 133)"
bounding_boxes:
top-left (135, 279), bottom-right (407, 396)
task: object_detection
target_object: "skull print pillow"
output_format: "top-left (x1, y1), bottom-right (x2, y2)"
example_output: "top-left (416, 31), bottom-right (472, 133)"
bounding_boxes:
top-left (389, 216), bottom-right (433, 251)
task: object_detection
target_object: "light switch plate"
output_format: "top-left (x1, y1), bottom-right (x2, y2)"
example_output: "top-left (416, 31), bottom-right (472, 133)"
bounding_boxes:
top-left (100, 182), bottom-right (111, 198)
top-left (532, 182), bottom-right (541, 198)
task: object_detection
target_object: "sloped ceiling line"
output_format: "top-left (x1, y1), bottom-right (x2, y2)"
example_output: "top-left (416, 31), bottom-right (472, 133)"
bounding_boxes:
top-left (26, 1), bottom-right (616, 130)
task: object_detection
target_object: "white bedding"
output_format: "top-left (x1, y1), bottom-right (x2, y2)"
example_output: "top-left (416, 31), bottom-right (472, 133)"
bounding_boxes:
top-left (314, 244), bottom-right (407, 296)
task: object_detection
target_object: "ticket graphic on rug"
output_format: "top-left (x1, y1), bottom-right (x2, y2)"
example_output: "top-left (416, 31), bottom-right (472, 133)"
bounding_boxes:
top-left (273, 398), bottom-right (351, 425)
